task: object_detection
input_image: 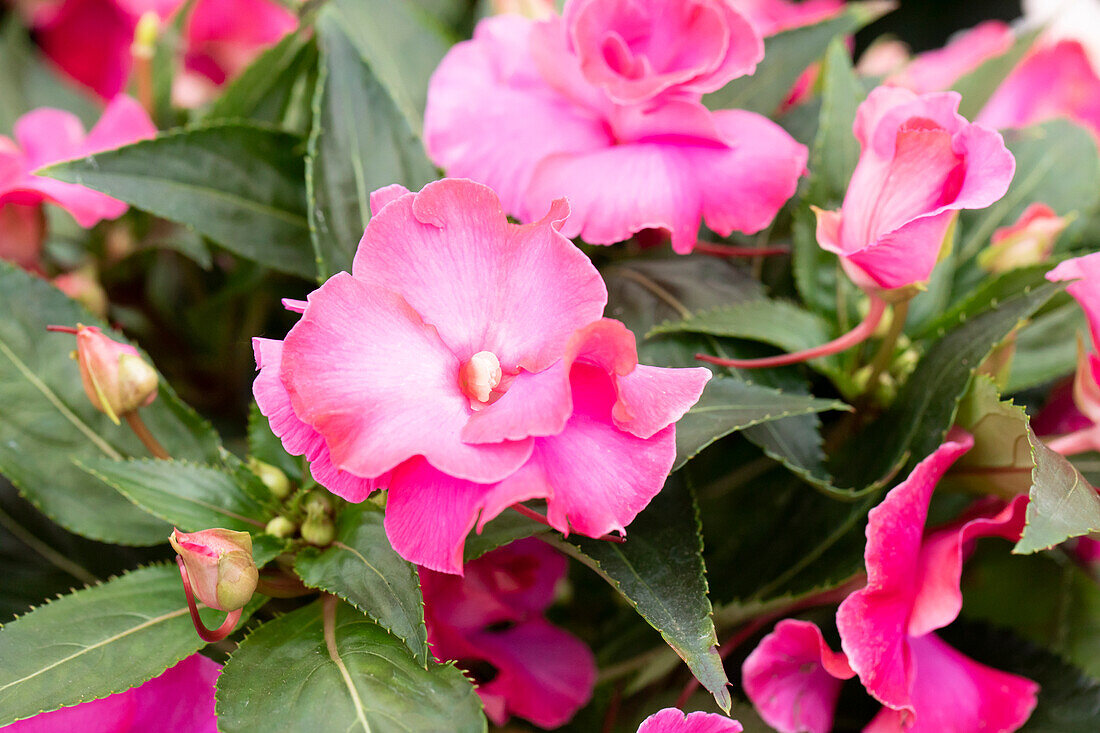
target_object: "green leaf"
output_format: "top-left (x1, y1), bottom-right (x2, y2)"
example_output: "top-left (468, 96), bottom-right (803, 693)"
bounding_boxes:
top-left (0, 263), bottom-right (220, 545)
top-left (216, 598), bottom-right (486, 733)
top-left (566, 476), bottom-right (730, 712)
top-left (78, 458), bottom-right (273, 533)
top-left (835, 282), bottom-right (1061, 489)
top-left (915, 263), bottom-right (1054, 340)
top-left (206, 32), bottom-right (319, 134)
top-left (328, 0), bottom-right (455, 132)
top-left (1008, 301), bottom-right (1086, 392)
top-left (1015, 426), bottom-right (1100, 554)
top-left (247, 403), bottom-right (303, 481)
top-left (0, 564), bottom-right (243, 725)
top-left (294, 504), bottom-right (428, 664)
top-left (308, 10), bottom-right (439, 279)
top-left (809, 39), bottom-right (866, 204)
top-left (704, 2), bottom-right (892, 115)
top-left (674, 378), bottom-right (850, 470)
top-left (959, 121), bottom-right (1100, 261)
top-left (42, 124), bottom-right (314, 278)
top-left (952, 28), bottom-right (1041, 120)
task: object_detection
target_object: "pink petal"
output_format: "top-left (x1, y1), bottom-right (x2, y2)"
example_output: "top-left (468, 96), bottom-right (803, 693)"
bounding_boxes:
top-left (14, 109), bottom-right (86, 171)
top-left (864, 633), bottom-right (1038, 733)
top-left (0, 203), bottom-right (44, 271)
top-left (612, 364), bottom-right (711, 439)
top-left (281, 272), bottom-right (533, 483)
top-left (3, 691), bottom-right (136, 732)
top-left (461, 361), bottom-right (573, 444)
top-left (889, 21), bottom-right (1014, 94)
top-left (742, 619), bottom-right (854, 733)
top-left (252, 338), bottom-right (379, 502)
top-left (81, 96), bottom-right (157, 155)
top-left (908, 496), bottom-right (1029, 637)
top-left (836, 430), bottom-right (974, 712)
top-left (351, 179), bottom-right (607, 374)
top-left (1048, 251), bottom-right (1100, 351)
top-left (31, 0), bottom-right (137, 99)
top-left (369, 184), bottom-right (411, 216)
top-left (183, 0), bottom-right (297, 83)
top-left (424, 15), bottom-right (613, 218)
top-left (636, 708), bottom-right (744, 733)
top-left (730, 0), bottom-right (843, 36)
top-left (843, 211), bottom-right (958, 291)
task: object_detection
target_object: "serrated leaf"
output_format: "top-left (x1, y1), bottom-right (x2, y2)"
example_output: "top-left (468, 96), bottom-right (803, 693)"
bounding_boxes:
top-left (674, 378), bottom-right (849, 470)
top-left (42, 124), bottom-right (314, 278)
top-left (216, 598), bottom-right (486, 733)
top-left (835, 283), bottom-right (1061, 489)
top-left (0, 263), bottom-right (220, 545)
top-left (916, 263), bottom-right (1054, 340)
top-left (959, 120), bottom-right (1100, 261)
top-left (809, 39), bottom-right (866, 204)
top-left (206, 32), bottom-right (319, 133)
top-left (1015, 427), bottom-right (1100, 554)
top-left (294, 504), bottom-right (428, 664)
top-left (946, 376), bottom-right (1034, 497)
top-left (567, 476), bottom-right (730, 712)
top-left (0, 564), bottom-right (244, 725)
top-left (78, 458), bottom-right (272, 533)
top-left (704, 1), bottom-right (892, 115)
top-left (308, 10), bottom-right (439, 279)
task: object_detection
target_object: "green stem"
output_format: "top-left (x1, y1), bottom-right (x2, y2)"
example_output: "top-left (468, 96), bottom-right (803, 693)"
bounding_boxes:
top-left (863, 298), bottom-right (911, 397)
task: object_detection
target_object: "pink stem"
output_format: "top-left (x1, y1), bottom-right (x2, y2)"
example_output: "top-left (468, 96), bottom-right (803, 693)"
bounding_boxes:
top-left (696, 296), bottom-right (888, 369)
top-left (176, 556), bottom-right (241, 643)
top-left (46, 325), bottom-right (80, 334)
top-left (694, 240), bottom-right (790, 258)
top-left (1045, 427), bottom-right (1100, 457)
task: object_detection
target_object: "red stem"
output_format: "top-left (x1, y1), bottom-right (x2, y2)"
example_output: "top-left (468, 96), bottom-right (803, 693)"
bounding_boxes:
top-left (177, 556), bottom-right (242, 643)
top-left (694, 240), bottom-right (791, 258)
top-left (512, 505), bottom-right (626, 544)
top-left (696, 296), bottom-right (887, 369)
top-left (46, 325), bottom-right (80, 334)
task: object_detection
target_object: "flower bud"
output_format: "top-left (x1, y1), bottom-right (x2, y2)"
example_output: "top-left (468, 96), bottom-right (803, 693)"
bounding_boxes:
top-left (264, 515), bottom-right (297, 539)
top-left (300, 512), bottom-right (336, 547)
top-left (248, 458), bottom-right (292, 499)
top-left (980, 203), bottom-right (1069, 273)
top-left (303, 489), bottom-right (333, 515)
top-left (50, 325), bottom-right (158, 424)
top-left (170, 528), bottom-right (258, 612)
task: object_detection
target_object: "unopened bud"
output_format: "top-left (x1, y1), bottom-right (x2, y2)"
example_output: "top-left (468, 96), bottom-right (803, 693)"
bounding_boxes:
top-left (303, 490), bottom-right (333, 515)
top-left (980, 204), bottom-right (1069, 273)
top-left (265, 515), bottom-right (297, 539)
top-left (170, 528), bottom-right (258, 611)
top-left (249, 458), bottom-right (292, 499)
top-left (49, 324), bottom-right (158, 424)
top-left (300, 513), bottom-right (336, 547)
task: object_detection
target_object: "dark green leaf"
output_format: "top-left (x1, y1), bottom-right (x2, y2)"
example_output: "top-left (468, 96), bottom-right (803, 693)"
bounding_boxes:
top-left (959, 121), bottom-right (1100, 261)
top-left (78, 458), bottom-right (273, 533)
top-left (952, 28), bottom-right (1041, 120)
top-left (915, 263), bottom-right (1054, 340)
top-left (674, 378), bottom-right (849, 470)
top-left (308, 10), bottom-right (439, 278)
top-left (0, 263), bottom-right (220, 545)
top-left (809, 39), bottom-right (866, 203)
top-left (247, 403), bottom-right (303, 481)
top-left (567, 476), bottom-right (730, 712)
top-left (42, 124), bottom-right (314, 278)
top-left (0, 564), bottom-right (243, 725)
top-left (1008, 301), bottom-right (1086, 392)
top-left (294, 504), bottom-right (428, 664)
top-left (1015, 426), bottom-right (1100, 554)
top-left (704, 2), bottom-right (892, 115)
top-left (216, 599), bottom-right (486, 733)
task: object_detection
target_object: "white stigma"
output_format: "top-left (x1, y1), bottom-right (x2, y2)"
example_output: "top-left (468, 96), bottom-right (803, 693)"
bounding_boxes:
top-left (463, 351), bottom-right (502, 403)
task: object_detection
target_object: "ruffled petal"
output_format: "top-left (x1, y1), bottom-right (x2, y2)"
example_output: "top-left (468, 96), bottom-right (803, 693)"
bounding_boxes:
top-left (637, 708), bottom-right (744, 733)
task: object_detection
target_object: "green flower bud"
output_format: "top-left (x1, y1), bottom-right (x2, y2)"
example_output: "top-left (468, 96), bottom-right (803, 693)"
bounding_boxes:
top-left (249, 458), bottom-right (292, 499)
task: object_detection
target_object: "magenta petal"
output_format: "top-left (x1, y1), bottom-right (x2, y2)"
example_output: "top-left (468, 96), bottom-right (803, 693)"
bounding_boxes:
top-left (13, 109), bottom-right (85, 170)
top-left (864, 634), bottom-right (1038, 733)
top-left (252, 338), bottom-right (379, 502)
top-left (351, 179), bottom-right (606, 373)
top-left (3, 691), bottom-right (136, 732)
top-left (742, 619), bottom-right (854, 733)
top-left (81, 96), bottom-right (157, 155)
top-left (836, 430), bottom-right (974, 712)
top-left (845, 211), bottom-right (957, 290)
top-left (32, 0), bottom-right (137, 99)
top-left (636, 708), bottom-right (744, 733)
top-left (1048, 251), bottom-right (1100, 351)
top-left (127, 655), bottom-right (221, 732)
top-left (281, 272), bottom-right (532, 483)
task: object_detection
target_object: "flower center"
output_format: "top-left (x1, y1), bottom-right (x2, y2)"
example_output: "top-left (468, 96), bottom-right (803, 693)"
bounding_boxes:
top-left (460, 351), bottom-right (502, 403)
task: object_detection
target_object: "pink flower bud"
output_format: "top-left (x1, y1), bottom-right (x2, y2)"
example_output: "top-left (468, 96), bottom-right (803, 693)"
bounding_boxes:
top-left (981, 203), bottom-right (1069, 273)
top-left (169, 528), bottom-right (258, 612)
top-left (56, 325), bottom-right (158, 424)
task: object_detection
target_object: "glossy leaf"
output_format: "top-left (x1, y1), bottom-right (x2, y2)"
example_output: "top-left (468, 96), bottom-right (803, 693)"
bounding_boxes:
top-left (0, 263), bottom-right (220, 545)
top-left (294, 504), bottom-right (429, 664)
top-left (567, 476), bottom-right (730, 712)
top-left (308, 10), bottom-right (439, 278)
top-left (215, 598), bottom-right (486, 733)
top-left (42, 124), bottom-right (314, 278)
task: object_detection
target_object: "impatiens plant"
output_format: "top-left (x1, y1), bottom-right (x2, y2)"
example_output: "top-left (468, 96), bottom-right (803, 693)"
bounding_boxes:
top-left (1, 0), bottom-right (1099, 731)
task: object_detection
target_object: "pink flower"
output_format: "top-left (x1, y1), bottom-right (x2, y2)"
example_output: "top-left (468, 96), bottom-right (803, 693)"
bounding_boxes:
top-left (636, 708), bottom-right (743, 732)
top-left (0, 96), bottom-right (155, 229)
top-left (24, 0), bottom-right (295, 101)
top-left (0, 203), bottom-right (44, 271)
top-left (744, 432), bottom-right (1039, 733)
top-left (424, 1), bottom-right (808, 254)
top-left (978, 40), bottom-right (1100, 141)
top-left (4, 654), bottom-right (220, 732)
top-left (421, 538), bottom-right (595, 728)
top-left (254, 179), bottom-right (710, 573)
top-left (888, 21), bottom-right (1015, 94)
top-left (814, 87), bottom-right (1015, 292)
top-left (980, 202), bottom-right (1068, 272)
top-left (742, 619), bottom-right (854, 733)
top-left (729, 0), bottom-right (843, 36)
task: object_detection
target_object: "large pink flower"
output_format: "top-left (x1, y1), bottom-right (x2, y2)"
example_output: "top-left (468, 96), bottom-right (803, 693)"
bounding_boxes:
top-left (24, 0), bottom-right (295, 101)
top-left (421, 538), bottom-right (595, 729)
top-left (424, 1), bottom-right (807, 254)
top-left (254, 179), bottom-right (710, 573)
top-left (0, 96), bottom-right (155, 230)
top-left (4, 654), bottom-right (220, 731)
top-left (636, 708), bottom-right (743, 732)
top-left (978, 40), bottom-right (1100, 141)
top-left (744, 432), bottom-right (1039, 733)
top-left (814, 87), bottom-right (1015, 292)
